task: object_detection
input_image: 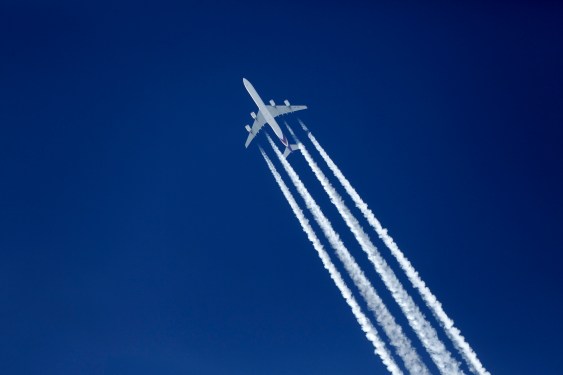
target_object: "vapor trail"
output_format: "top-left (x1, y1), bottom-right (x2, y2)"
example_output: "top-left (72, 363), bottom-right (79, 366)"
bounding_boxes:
top-left (286, 125), bottom-right (463, 375)
top-left (266, 136), bottom-right (430, 375)
top-left (301, 121), bottom-right (489, 375)
top-left (260, 149), bottom-right (402, 375)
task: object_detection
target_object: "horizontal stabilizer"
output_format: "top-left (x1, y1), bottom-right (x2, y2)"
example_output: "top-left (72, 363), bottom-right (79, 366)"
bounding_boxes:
top-left (282, 144), bottom-right (300, 158)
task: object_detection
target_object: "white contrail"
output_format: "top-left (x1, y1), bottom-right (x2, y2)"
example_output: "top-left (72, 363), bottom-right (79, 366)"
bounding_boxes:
top-left (266, 136), bottom-right (430, 375)
top-left (286, 125), bottom-right (463, 375)
top-left (301, 120), bottom-right (489, 375)
top-left (260, 149), bottom-right (402, 375)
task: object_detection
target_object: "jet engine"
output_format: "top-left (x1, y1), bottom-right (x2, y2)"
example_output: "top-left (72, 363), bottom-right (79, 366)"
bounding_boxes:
top-left (269, 100), bottom-right (275, 106)
top-left (284, 100), bottom-right (290, 106)
top-left (245, 125), bottom-right (252, 133)
top-left (250, 112), bottom-right (257, 119)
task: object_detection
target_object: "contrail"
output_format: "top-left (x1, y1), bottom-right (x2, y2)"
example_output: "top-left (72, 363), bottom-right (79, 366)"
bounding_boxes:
top-left (301, 120), bottom-right (489, 375)
top-left (266, 136), bottom-right (430, 375)
top-left (260, 149), bottom-right (403, 375)
top-left (286, 125), bottom-right (463, 375)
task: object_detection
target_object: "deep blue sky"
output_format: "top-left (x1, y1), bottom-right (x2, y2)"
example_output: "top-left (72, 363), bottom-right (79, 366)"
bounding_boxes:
top-left (1, 1), bottom-right (562, 374)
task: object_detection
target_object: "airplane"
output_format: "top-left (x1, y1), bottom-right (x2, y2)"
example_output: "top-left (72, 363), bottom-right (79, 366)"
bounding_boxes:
top-left (242, 78), bottom-right (307, 157)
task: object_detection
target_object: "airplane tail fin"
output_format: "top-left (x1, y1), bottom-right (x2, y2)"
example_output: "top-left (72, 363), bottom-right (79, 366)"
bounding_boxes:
top-left (283, 143), bottom-right (300, 158)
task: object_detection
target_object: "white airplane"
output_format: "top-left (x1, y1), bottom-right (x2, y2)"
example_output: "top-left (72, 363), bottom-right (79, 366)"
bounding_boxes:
top-left (242, 78), bottom-right (307, 157)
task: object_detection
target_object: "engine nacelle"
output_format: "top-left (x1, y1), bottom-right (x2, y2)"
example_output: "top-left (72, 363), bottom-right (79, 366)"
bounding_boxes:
top-left (250, 112), bottom-right (257, 119)
top-left (245, 125), bottom-right (252, 133)
top-left (269, 99), bottom-right (275, 106)
top-left (284, 100), bottom-right (290, 106)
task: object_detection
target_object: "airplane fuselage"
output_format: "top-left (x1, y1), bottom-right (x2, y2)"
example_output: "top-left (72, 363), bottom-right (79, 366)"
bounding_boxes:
top-left (243, 78), bottom-right (289, 147)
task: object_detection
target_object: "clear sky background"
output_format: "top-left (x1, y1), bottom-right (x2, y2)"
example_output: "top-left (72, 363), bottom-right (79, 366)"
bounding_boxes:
top-left (1, 1), bottom-right (562, 374)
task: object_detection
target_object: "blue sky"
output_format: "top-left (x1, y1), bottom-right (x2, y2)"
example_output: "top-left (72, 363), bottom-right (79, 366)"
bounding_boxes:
top-left (1, 1), bottom-right (562, 374)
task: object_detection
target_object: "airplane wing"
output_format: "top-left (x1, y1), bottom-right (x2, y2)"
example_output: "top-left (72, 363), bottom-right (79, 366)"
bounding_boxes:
top-left (266, 105), bottom-right (307, 118)
top-left (244, 104), bottom-right (307, 148)
top-left (244, 111), bottom-right (267, 148)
